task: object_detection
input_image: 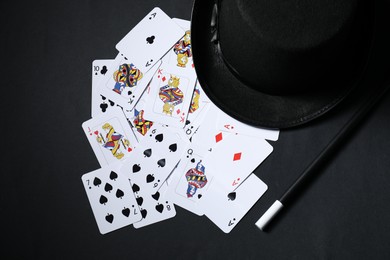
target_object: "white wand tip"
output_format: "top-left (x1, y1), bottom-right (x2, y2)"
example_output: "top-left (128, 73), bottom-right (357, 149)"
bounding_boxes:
top-left (255, 200), bottom-right (284, 231)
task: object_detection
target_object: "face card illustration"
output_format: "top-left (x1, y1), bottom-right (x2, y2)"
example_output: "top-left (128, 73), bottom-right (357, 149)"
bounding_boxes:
top-left (82, 107), bottom-right (137, 167)
top-left (183, 81), bottom-right (212, 139)
top-left (167, 19), bottom-right (193, 69)
top-left (216, 109), bottom-right (280, 141)
top-left (167, 145), bottom-right (211, 216)
top-left (81, 165), bottom-right (142, 234)
top-left (131, 107), bottom-right (154, 141)
top-left (201, 173), bottom-right (268, 233)
top-left (98, 54), bottom-right (160, 111)
top-left (116, 7), bottom-right (184, 72)
top-left (128, 80), bottom-right (155, 142)
top-left (91, 59), bottom-right (122, 117)
top-left (203, 134), bottom-right (274, 190)
top-left (142, 64), bottom-right (196, 128)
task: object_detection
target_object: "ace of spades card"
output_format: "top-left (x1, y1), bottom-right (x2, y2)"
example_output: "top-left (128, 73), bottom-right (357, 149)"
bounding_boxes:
top-left (142, 64), bottom-right (196, 128)
top-left (81, 164), bottom-right (142, 234)
top-left (82, 107), bottom-right (137, 167)
top-left (201, 173), bottom-right (268, 233)
top-left (116, 7), bottom-right (184, 73)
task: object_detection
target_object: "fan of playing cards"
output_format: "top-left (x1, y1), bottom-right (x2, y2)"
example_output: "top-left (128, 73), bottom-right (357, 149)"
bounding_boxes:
top-left (82, 7), bottom-right (280, 234)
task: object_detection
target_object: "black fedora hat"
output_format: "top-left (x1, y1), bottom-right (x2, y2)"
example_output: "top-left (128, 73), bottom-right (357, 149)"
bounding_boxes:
top-left (191, 0), bottom-right (374, 129)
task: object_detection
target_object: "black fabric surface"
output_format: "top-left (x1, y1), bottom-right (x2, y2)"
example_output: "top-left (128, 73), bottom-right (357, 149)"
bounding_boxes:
top-left (2, 1), bottom-right (390, 259)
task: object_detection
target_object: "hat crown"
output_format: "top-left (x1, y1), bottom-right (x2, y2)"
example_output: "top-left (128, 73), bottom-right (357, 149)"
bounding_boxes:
top-left (218, 0), bottom-right (362, 95)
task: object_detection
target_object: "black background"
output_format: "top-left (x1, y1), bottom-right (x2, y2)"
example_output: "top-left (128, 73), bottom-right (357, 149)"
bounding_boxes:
top-left (2, 0), bottom-right (390, 259)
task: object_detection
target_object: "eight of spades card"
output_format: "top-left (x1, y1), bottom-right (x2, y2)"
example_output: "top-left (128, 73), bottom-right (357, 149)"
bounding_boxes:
top-left (142, 64), bottom-right (196, 128)
top-left (201, 173), bottom-right (268, 233)
top-left (98, 53), bottom-right (161, 111)
top-left (81, 164), bottom-right (142, 234)
top-left (129, 175), bottom-right (176, 229)
top-left (91, 59), bottom-right (122, 117)
top-left (116, 7), bottom-right (184, 73)
top-left (82, 106), bottom-right (137, 167)
top-left (121, 155), bottom-right (176, 228)
top-left (168, 144), bottom-right (211, 216)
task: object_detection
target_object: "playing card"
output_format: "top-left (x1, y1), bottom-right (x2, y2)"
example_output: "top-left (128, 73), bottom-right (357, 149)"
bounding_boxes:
top-left (183, 81), bottom-right (212, 139)
top-left (172, 18), bottom-right (190, 30)
top-left (91, 59), bottom-right (122, 117)
top-left (130, 177), bottom-right (176, 229)
top-left (167, 144), bottom-right (211, 216)
top-left (129, 81), bottom-right (155, 142)
top-left (120, 124), bottom-right (189, 192)
top-left (81, 164), bottom-right (142, 234)
top-left (142, 62), bottom-right (196, 128)
top-left (97, 53), bottom-right (161, 111)
top-left (166, 19), bottom-right (194, 70)
top-left (191, 103), bottom-right (232, 151)
top-left (217, 110), bottom-right (280, 141)
top-left (116, 7), bottom-right (184, 72)
top-left (201, 173), bottom-right (267, 233)
top-left (202, 133), bottom-right (273, 189)
top-left (131, 106), bottom-right (155, 142)
top-left (82, 106), bottom-right (137, 167)
top-left (118, 124), bottom-right (188, 228)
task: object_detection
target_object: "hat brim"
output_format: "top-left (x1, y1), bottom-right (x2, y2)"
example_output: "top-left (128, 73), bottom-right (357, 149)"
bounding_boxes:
top-left (191, 0), bottom-right (373, 129)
